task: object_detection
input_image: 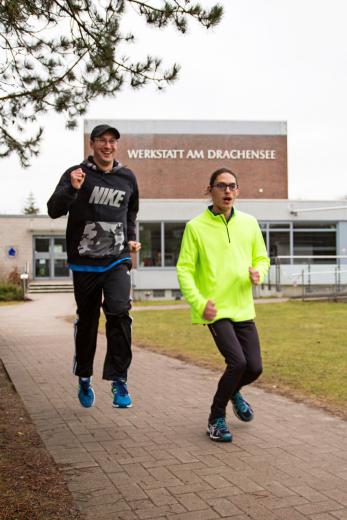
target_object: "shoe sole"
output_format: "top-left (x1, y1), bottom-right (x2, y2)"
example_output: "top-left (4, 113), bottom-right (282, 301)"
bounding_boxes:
top-left (206, 430), bottom-right (232, 442)
top-left (111, 389), bottom-right (132, 408)
top-left (232, 405), bottom-right (254, 422)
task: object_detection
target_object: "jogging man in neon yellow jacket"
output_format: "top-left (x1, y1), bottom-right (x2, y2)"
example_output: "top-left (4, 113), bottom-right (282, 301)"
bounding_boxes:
top-left (177, 168), bottom-right (270, 442)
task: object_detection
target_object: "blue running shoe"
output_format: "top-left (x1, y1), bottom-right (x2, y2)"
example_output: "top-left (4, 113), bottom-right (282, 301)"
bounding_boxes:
top-left (78, 377), bottom-right (95, 408)
top-left (206, 417), bottom-right (232, 442)
top-left (112, 379), bottom-right (132, 408)
top-left (231, 392), bottom-right (254, 422)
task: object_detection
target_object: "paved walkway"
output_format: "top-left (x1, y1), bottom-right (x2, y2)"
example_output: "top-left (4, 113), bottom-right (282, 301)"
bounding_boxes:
top-left (0, 294), bottom-right (346, 520)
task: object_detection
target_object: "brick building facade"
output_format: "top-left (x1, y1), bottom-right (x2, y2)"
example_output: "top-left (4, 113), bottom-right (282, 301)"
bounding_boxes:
top-left (84, 120), bottom-right (288, 200)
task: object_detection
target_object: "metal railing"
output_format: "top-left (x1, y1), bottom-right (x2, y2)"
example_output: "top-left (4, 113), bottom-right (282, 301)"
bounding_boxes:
top-left (266, 256), bottom-right (347, 298)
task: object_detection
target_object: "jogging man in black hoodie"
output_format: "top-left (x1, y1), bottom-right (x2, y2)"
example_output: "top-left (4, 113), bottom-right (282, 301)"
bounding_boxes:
top-left (47, 124), bottom-right (141, 409)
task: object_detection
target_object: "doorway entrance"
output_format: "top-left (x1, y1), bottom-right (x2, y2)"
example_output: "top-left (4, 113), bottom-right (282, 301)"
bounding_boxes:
top-left (33, 236), bottom-right (70, 279)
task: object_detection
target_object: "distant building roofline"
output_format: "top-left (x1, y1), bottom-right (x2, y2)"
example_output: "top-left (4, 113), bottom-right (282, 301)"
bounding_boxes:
top-left (84, 119), bottom-right (287, 136)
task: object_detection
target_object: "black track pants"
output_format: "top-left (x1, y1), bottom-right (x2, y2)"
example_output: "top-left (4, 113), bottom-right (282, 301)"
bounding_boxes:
top-left (208, 319), bottom-right (262, 422)
top-left (72, 263), bottom-right (132, 380)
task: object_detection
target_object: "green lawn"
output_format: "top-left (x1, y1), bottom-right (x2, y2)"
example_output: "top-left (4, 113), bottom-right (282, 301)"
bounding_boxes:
top-left (0, 301), bottom-right (24, 307)
top-left (132, 299), bottom-right (187, 307)
top-left (100, 301), bottom-right (347, 416)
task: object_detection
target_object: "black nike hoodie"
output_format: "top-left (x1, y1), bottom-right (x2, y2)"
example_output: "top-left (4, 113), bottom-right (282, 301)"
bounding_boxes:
top-left (47, 157), bottom-right (139, 267)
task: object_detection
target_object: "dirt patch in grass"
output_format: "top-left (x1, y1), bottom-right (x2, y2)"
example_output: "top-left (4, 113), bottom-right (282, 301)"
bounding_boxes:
top-left (0, 361), bottom-right (82, 520)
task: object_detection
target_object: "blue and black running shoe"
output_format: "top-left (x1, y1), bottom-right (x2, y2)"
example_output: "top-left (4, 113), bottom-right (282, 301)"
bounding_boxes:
top-left (78, 377), bottom-right (95, 408)
top-left (207, 417), bottom-right (232, 442)
top-left (112, 379), bottom-right (132, 408)
top-left (231, 392), bottom-right (254, 422)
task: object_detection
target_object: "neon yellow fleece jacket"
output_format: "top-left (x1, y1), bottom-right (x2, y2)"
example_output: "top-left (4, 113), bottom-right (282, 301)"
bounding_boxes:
top-left (176, 208), bottom-right (270, 324)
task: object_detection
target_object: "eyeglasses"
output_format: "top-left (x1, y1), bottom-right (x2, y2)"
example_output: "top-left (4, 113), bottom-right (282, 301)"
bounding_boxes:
top-left (94, 138), bottom-right (117, 146)
top-left (212, 182), bottom-right (238, 191)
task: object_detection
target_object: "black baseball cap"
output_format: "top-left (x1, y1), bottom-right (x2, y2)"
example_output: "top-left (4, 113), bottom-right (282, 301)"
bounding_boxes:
top-left (90, 124), bottom-right (120, 140)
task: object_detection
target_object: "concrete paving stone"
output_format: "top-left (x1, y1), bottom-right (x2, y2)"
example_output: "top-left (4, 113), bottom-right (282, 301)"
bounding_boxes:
top-left (85, 509), bottom-right (134, 520)
top-left (148, 466), bottom-right (183, 481)
top-left (274, 507), bottom-right (309, 519)
top-left (123, 463), bottom-right (153, 481)
top-left (139, 477), bottom-right (184, 490)
top-left (206, 497), bottom-right (244, 517)
top-left (194, 465), bottom-right (230, 478)
top-left (261, 481), bottom-right (300, 498)
top-left (101, 440), bottom-right (130, 458)
top-left (167, 449), bottom-right (201, 464)
top-left (50, 449), bottom-right (97, 466)
top-left (201, 474), bottom-right (235, 489)
top-left (135, 503), bottom-right (187, 519)
top-left (216, 516), bottom-right (250, 520)
top-left (245, 460), bottom-right (290, 482)
top-left (92, 453), bottom-right (123, 473)
top-left (176, 492), bottom-right (210, 511)
top-left (295, 500), bottom-right (345, 515)
top-left (167, 483), bottom-right (214, 496)
top-left (258, 495), bottom-right (309, 510)
top-left (123, 445), bottom-right (155, 459)
top-left (77, 493), bottom-right (128, 511)
top-left (82, 441), bottom-right (106, 453)
top-left (82, 499), bottom-right (132, 515)
top-left (66, 467), bottom-right (113, 491)
top-left (302, 476), bottom-right (347, 493)
top-left (228, 494), bottom-right (284, 520)
top-left (168, 462), bottom-right (211, 474)
top-left (222, 474), bottom-right (266, 493)
top-left (166, 510), bottom-right (220, 520)
top-left (142, 458), bottom-right (182, 469)
top-left (168, 469), bottom-right (206, 486)
top-left (115, 482), bottom-right (149, 501)
top-left (197, 486), bottom-right (243, 501)
top-left (332, 511), bottom-right (347, 519)
top-left (145, 488), bottom-right (179, 507)
top-left (145, 448), bottom-right (178, 461)
top-left (309, 514), bottom-right (343, 520)
top-left (289, 485), bottom-right (328, 502)
top-left (321, 489), bottom-right (347, 506)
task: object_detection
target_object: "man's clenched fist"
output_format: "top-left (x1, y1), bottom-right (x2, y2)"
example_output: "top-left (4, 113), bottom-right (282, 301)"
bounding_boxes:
top-left (70, 168), bottom-right (86, 190)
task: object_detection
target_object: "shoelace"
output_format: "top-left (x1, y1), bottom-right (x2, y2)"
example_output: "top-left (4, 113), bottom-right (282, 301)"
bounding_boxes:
top-left (234, 394), bottom-right (248, 413)
top-left (81, 381), bottom-right (91, 395)
top-left (114, 381), bottom-right (128, 396)
top-left (214, 417), bottom-right (228, 431)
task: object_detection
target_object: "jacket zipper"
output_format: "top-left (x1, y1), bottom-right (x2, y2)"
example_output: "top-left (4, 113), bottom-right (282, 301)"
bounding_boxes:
top-left (220, 215), bottom-right (231, 243)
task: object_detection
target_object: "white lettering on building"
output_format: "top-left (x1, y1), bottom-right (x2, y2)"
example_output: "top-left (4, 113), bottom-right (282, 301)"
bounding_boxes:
top-left (127, 148), bottom-right (277, 160)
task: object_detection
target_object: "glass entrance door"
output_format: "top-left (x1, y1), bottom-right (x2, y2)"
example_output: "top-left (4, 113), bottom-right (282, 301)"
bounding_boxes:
top-left (34, 236), bottom-right (70, 279)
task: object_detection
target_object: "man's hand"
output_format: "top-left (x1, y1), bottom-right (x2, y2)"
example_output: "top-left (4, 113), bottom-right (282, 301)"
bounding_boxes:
top-left (249, 266), bottom-right (260, 285)
top-left (70, 168), bottom-right (86, 190)
top-left (128, 241), bottom-right (141, 252)
top-left (203, 299), bottom-right (217, 321)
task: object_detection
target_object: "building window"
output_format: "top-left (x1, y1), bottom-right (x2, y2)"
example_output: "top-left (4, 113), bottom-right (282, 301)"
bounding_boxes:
top-left (164, 223), bottom-right (185, 267)
top-left (153, 289), bottom-right (165, 298)
top-left (293, 231), bottom-right (336, 263)
top-left (139, 223), bottom-right (161, 267)
top-left (269, 232), bottom-right (290, 263)
top-left (139, 222), bottom-right (186, 268)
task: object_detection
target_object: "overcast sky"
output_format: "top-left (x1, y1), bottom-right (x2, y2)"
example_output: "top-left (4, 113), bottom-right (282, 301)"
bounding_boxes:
top-left (1, 0), bottom-right (347, 214)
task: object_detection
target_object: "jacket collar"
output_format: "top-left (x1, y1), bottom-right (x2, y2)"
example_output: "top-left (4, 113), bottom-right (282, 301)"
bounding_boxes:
top-left (207, 205), bottom-right (236, 222)
top-left (82, 156), bottom-right (123, 174)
